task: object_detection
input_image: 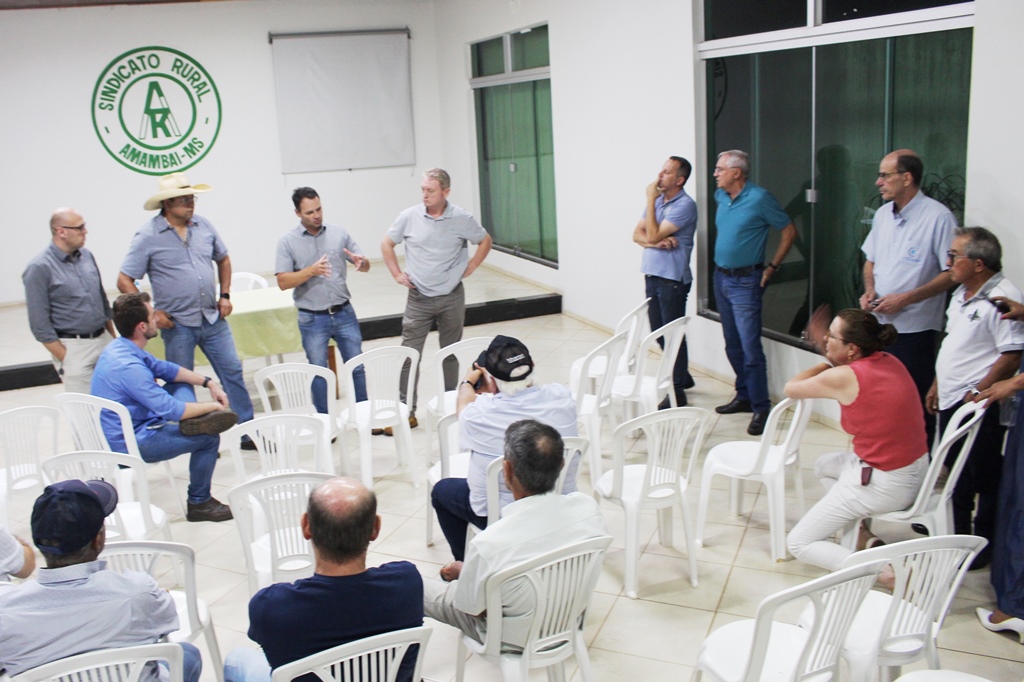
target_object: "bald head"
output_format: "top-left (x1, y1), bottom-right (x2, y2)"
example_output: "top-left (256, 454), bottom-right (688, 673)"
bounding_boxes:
top-left (306, 477), bottom-right (378, 563)
top-left (49, 208), bottom-right (87, 253)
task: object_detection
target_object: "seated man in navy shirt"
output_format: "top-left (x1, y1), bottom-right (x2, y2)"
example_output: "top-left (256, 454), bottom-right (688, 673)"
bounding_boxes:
top-left (224, 477), bottom-right (423, 682)
top-left (91, 292), bottom-right (238, 523)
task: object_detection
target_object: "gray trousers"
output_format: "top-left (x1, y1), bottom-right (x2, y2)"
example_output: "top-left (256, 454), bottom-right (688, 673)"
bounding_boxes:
top-left (400, 283), bottom-right (465, 411)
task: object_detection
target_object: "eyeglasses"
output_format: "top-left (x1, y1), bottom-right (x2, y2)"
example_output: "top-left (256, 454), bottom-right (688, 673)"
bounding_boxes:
top-left (59, 224), bottom-right (86, 231)
top-left (876, 170), bottom-right (906, 180)
top-left (713, 166), bottom-right (736, 175)
top-left (946, 250), bottom-right (971, 263)
top-left (826, 330), bottom-right (849, 343)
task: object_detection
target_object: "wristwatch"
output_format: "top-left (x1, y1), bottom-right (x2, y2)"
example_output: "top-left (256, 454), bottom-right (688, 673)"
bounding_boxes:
top-left (766, 262), bottom-right (780, 271)
top-left (202, 376), bottom-right (213, 388)
top-left (220, 293), bottom-right (231, 300)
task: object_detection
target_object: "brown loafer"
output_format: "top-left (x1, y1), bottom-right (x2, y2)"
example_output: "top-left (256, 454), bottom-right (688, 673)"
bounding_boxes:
top-left (180, 410), bottom-right (238, 437)
top-left (382, 414), bottom-right (418, 437)
top-left (186, 497), bottom-right (233, 522)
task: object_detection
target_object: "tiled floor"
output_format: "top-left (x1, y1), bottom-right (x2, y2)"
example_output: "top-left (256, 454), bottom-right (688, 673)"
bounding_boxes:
top-left (1, 266), bottom-right (1022, 681)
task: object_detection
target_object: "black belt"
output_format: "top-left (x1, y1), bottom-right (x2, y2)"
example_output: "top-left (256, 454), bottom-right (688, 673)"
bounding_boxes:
top-left (716, 263), bottom-right (765, 277)
top-left (56, 327), bottom-right (106, 339)
top-left (299, 302), bottom-right (349, 315)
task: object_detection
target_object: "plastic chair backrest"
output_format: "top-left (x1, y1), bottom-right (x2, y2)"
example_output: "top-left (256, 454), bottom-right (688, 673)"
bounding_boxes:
top-left (476, 536), bottom-right (611, 663)
top-left (228, 471), bottom-right (334, 595)
top-left (573, 331), bottom-right (628, 405)
top-left (435, 412), bottom-right (462, 480)
top-left (840, 534), bottom-right (987, 659)
top-left (224, 413), bottom-right (332, 483)
top-left (739, 559), bottom-right (888, 682)
top-left (231, 272), bottom-right (268, 291)
top-left (431, 338), bottom-right (491, 414)
top-left (271, 627), bottom-right (432, 682)
top-left (55, 393), bottom-right (140, 457)
top-left (483, 438), bottom-right (585, 524)
top-left (342, 346), bottom-right (419, 425)
top-left (616, 298), bottom-right (650, 374)
top-left (740, 398), bottom-right (810, 478)
top-left (907, 401), bottom-right (986, 518)
top-left (627, 317), bottom-right (688, 400)
top-left (10, 643), bottom-right (184, 682)
top-left (0, 406), bottom-right (58, 498)
top-left (607, 407), bottom-right (712, 501)
top-left (42, 450), bottom-right (162, 541)
top-left (255, 363), bottom-right (338, 417)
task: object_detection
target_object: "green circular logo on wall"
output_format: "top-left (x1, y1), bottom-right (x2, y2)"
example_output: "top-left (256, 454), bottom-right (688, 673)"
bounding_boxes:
top-left (92, 46), bottom-right (221, 175)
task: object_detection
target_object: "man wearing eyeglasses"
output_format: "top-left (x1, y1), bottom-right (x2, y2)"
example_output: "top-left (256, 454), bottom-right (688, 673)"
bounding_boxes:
top-left (116, 173), bottom-right (255, 448)
top-left (860, 150), bottom-right (956, 440)
top-left (22, 208), bottom-right (115, 393)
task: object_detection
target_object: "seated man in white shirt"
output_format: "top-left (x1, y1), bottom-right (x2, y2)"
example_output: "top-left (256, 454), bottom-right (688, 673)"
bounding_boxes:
top-left (431, 335), bottom-right (579, 563)
top-left (0, 527), bottom-right (34, 584)
top-left (423, 419), bottom-right (608, 649)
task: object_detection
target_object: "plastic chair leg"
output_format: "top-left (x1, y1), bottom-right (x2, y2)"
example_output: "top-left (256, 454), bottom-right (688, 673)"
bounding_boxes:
top-left (680, 500), bottom-right (699, 587)
top-left (624, 503), bottom-right (641, 599)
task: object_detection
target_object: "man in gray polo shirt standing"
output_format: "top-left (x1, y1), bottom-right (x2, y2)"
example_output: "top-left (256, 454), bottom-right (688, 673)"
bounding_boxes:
top-left (277, 187), bottom-right (370, 412)
top-left (23, 207), bottom-right (115, 393)
top-left (381, 168), bottom-right (492, 430)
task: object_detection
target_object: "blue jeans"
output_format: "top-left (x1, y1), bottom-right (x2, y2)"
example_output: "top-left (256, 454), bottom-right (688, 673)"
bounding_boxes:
top-left (714, 269), bottom-right (770, 413)
top-left (297, 305), bottom-right (366, 412)
top-left (432, 477), bottom-right (488, 562)
top-left (645, 275), bottom-right (693, 396)
top-left (224, 646), bottom-right (270, 682)
top-left (162, 317), bottom-right (254, 422)
top-left (134, 383), bottom-right (221, 504)
top-left (160, 642), bottom-right (201, 682)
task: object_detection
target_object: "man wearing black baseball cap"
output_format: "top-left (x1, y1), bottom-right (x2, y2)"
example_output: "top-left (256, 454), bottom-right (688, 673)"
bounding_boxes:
top-left (431, 335), bottom-right (580, 565)
top-left (0, 480), bottom-right (200, 682)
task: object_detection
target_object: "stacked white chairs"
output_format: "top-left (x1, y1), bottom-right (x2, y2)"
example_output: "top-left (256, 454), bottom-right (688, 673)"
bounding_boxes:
top-left (569, 298), bottom-right (649, 394)
top-left (594, 407), bottom-right (712, 598)
top-left (609, 316), bottom-right (688, 417)
top-left (254, 362), bottom-right (342, 447)
top-left (9, 643), bottom-right (184, 682)
top-left (42, 450), bottom-right (171, 543)
top-left (842, 400), bottom-right (986, 548)
top-left (230, 272), bottom-right (268, 290)
top-left (102, 540), bottom-right (224, 682)
top-left (570, 331), bottom-right (628, 475)
top-left (337, 346), bottom-right (419, 488)
top-left (696, 398), bottom-right (812, 562)
top-left (455, 536), bottom-right (612, 682)
top-left (692, 558), bottom-right (889, 682)
top-left (0, 406), bottom-right (58, 527)
top-left (824, 535), bottom-right (988, 681)
top-left (228, 471), bottom-right (333, 595)
top-left (55, 393), bottom-right (187, 517)
top-left (271, 627), bottom-right (432, 682)
top-left (223, 413), bottom-right (335, 484)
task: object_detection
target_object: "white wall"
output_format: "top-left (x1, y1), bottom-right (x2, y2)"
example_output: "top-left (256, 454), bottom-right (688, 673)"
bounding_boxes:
top-left (0, 0), bottom-right (442, 304)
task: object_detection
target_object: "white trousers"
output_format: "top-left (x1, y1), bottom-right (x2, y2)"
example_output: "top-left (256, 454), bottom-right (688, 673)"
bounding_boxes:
top-left (787, 451), bottom-right (927, 570)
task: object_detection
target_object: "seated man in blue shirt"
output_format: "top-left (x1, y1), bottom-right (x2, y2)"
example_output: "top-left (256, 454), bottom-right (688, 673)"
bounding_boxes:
top-left (91, 292), bottom-right (238, 522)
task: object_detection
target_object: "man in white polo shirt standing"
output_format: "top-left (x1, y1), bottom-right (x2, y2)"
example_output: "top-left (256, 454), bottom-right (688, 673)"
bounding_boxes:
top-left (381, 168), bottom-right (492, 431)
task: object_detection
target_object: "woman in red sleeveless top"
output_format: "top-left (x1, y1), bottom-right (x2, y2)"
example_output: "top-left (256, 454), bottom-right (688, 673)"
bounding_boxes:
top-left (784, 307), bottom-right (928, 572)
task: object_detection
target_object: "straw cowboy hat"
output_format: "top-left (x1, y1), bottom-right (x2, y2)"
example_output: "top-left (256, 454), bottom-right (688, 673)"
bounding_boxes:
top-left (143, 172), bottom-right (212, 211)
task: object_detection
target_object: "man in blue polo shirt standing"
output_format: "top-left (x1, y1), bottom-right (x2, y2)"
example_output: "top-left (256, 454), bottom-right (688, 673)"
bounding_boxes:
top-left (712, 150), bottom-right (797, 435)
top-left (632, 156), bottom-right (698, 407)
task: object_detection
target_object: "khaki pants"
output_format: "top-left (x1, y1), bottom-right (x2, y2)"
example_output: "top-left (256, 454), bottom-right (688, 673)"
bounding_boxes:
top-left (51, 333), bottom-right (112, 394)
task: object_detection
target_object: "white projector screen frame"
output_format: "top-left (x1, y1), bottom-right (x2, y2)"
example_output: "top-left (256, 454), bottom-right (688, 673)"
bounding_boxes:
top-left (270, 29), bottom-right (415, 173)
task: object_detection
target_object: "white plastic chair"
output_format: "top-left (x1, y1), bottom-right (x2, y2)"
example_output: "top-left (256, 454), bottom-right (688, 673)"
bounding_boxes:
top-left (692, 558), bottom-right (889, 682)
top-left (696, 397), bottom-right (812, 562)
top-left (42, 450), bottom-right (171, 543)
top-left (9, 643), bottom-right (184, 682)
top-left (102, 540), bottom-right (224, 682)
top-left (569, 298), bottom-right (649, 393)
top-left (223, 413), bottom-right (335, 484)
top-left (843, 400), bottom-right (986, 548)
top-left (594, 407), bottom-right (712, 598)
top-left (228, 471), bottom-right (334, 595)
top-left (609, 316), bottom-right (688, 416)
top-left (571, 331), bottom-right (628, 476)
top-left (271, 626), bottom-right (432, 682)
top-left (895, 672), bottom-right (996, 682)
top-left (254, 362), bottom-right (342, 445)
top-left (231, 272), bottom-right (268, 291)
top-left (0, 406), bottom-right (58, 527)
top-left (828, 535), bottom-right (988, 681)
top-left (455, 535), bottom-right (612, 682)
top-left (425, 412), bottom-right (470, 546)
top-left (55, 393), bottom-right (187, 517)
top-left (424, 337), bottom-right (492, 421)
top-left (337, 346), bottom-right (419, 489)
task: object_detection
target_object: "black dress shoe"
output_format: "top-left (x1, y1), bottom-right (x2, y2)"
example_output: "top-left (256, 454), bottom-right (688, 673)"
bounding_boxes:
top-left (747, 412), bottom-right (769, 436)
top-left (240, 438), bottom-right (257, 451)
top-left (911, 523), bottom-right (930, 536)
top-left (716, 398), bottom-right (753, 415)
top-left (658, 397), bottom-right (672, 411)
top-left (186, 497), bottom-right (234, 522)
top-left (969, 545), bottom-right (993, 571)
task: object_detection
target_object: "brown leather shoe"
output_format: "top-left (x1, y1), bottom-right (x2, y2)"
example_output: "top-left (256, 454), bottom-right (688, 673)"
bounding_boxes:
top-left (180, 410), bottom-right (238, 437)
top-left (382, 414), bottom-right (418, 437)
top-left (186, 497), bottom-right (233, 522)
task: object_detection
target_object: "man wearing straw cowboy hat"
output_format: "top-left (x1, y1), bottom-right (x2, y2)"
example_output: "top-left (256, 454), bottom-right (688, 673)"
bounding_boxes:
top-left (116, 172), bottom-right (255, 448)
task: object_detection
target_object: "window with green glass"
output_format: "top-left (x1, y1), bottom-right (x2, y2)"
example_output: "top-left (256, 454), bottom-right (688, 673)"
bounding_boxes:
top-left (471, 25), bottom-right (557, 265)
top-left (704, 27), bottom-right (972, 340)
